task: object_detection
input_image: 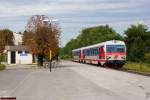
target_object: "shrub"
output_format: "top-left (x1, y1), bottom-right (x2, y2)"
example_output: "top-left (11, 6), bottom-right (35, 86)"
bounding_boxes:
top-left (61, 55), bottom-right (71, 60)
top-left (0, 54), bottom-right (7, 64)
top-left (0, 64), bottom-right (6, 71)
top-left (145, 53), bottom-right (150, 63)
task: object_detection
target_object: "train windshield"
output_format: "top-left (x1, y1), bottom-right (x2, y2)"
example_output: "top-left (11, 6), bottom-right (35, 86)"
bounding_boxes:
top-left (106, 45), bottom-right (125, 53)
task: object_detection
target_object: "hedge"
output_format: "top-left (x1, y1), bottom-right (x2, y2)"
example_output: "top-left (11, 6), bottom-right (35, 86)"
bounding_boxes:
top-left (0, 64), bottom-right (6, 71)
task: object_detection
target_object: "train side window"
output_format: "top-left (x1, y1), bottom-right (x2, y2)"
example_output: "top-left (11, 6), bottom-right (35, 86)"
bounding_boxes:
top-left (86, 49), bottom-right (88, 56)
top-left (90, 49), bottom-right (92, 56)
top-left (92, 48), bottom-right (97, 55)
top-left (96, 49), bottom-right (98, 54)
top-left (95, 48), bottom-right (97, 55)
top-left (83, 50), bottom-right (85, 55)
top-left (94, 49), bottom-right (96, 55)
top-left (89, 49), bottom-right (91, 56)
top-left (93, 49), bottom-right (95, 55)
top-left (93, 49), bottom-right (94, 55)
top-left (95, 48), bottom-right (98, 55)
top-left (78, 51), bottom-right (80, 56)
top-left (86, 50), bottom-right (87, 56)
top-left (92, 49), bottom-right (94, 56)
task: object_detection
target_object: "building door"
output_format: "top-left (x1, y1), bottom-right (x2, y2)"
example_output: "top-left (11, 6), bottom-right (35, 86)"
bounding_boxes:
top-left (11, 51), bottom-right (16, 64)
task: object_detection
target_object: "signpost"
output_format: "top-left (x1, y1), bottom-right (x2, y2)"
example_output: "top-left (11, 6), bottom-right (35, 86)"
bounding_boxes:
top-left (49, 50), bottom-right (52, 72)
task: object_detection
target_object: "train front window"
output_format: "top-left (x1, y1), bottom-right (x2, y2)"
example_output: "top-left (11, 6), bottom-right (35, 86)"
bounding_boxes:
top-left (107, 45), bottom-right (125, 53)
top-left (116, 45), bottom-right (125, 53)
top-left (106, 45), bottom-right (115, 53)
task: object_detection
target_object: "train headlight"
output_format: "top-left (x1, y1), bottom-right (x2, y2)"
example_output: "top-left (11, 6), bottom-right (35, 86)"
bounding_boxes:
top-left (121, 57), bottom-right (125, 60)
top-left (106, 56), bottom-right (111, 60)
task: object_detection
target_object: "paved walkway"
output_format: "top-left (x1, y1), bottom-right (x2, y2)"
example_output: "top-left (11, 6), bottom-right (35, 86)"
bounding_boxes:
top-left (0, 61), bottom-right (150, 100)
top-left (65, 61), bottom-right (150, 100)
top-left (6, 64), bottom-right (34, 70)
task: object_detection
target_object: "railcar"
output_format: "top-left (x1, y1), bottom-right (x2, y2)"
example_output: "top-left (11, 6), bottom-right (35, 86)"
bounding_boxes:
top-left (72, 40), bottom-right (126, 68)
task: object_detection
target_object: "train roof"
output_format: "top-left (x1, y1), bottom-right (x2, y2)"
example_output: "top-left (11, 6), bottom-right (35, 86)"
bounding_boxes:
top-left (72, 48), bottom-right (81, 52)
top-left (72, 40), bottom-right (125, 51)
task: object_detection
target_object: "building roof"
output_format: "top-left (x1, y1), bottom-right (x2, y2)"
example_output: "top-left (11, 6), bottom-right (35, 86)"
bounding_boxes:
top-left (5, 45), bottom-right (29, 51)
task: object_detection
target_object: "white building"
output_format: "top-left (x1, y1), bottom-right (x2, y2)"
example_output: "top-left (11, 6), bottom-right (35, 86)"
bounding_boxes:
top-left (13, 32), bottom-right (22, 45)
top-left (5, 46), bottom-right (33, 64)
top-left (4, 32), bottom-right (34, 65)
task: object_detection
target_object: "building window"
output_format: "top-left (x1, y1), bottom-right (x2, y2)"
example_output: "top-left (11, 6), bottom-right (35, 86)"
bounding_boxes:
top-left (18, 51), bottom-right (22, 54)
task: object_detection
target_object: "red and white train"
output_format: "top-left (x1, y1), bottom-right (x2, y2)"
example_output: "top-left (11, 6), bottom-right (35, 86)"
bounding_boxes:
top-left (72, 40), bottom-right (126, 68)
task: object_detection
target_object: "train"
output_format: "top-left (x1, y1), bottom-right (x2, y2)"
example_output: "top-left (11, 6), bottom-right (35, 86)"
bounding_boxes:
top-left (72, 40), bottom-right (126, 68)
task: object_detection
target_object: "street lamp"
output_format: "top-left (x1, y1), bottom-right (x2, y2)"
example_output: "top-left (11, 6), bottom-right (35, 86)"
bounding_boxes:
top-left (43, 18), bottom-right (59, 32)
top-left (43, 18), bottom-right (59, 72)
top-left (43, 18), bottom-right (58, 25)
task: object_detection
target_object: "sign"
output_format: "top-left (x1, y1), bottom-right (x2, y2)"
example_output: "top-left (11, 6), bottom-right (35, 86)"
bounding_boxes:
top-left (20, 51), bottom-right (27, 56)
top-left (20, 54), bottom-right (27, 56)
top-left (49, 50), bottom-right (52, 60)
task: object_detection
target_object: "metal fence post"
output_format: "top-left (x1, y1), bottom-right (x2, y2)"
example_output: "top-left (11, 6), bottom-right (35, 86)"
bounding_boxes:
top-left (49, 60), bottom-right (51, 72)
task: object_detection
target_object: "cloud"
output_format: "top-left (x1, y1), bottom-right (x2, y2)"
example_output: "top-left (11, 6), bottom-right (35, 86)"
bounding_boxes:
top-left (0, 0), bottom-right (149, 46)
top-left (0, 0), bottom-right (149, 17)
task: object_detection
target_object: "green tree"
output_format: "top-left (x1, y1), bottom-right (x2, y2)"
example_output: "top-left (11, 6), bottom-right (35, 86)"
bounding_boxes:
top-left (124, 24), bottom-right (150, 62)
top-left (61, 25), bottom-right (123, 58)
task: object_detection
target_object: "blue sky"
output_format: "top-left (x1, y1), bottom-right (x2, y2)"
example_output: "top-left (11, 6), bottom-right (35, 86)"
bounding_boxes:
top-left (0, 0), bottom-right (150, 46)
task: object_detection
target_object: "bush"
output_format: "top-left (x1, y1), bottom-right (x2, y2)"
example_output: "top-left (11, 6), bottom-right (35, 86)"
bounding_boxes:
top-left (0, 54), bottom-right (7, 63)
top-left (145, 53), bottom-right (150, 63)
top-left (61, 55), bottom-right (71, 60)
top-left (0, 64), bottom-right (6, 71)
top-left (123, 62), bottom-right (150, 73)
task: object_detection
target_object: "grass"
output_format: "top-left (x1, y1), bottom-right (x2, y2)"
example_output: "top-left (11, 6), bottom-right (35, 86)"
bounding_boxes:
top-left (123, 62), bottom-right (150, 74)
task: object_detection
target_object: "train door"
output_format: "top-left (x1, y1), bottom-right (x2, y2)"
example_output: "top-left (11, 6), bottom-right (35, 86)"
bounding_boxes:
top-left (99, 48), bottom-right (101, 59)
top-left (100, 46), bottom-right (105, 65)
top-left (100, 46), bottom-right (105, 59)
top-left (80, 49), bottom-right (83, 62)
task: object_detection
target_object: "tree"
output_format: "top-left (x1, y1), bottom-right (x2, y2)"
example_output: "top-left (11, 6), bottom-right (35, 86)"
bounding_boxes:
top-left (61, 25), bottom-right (123, 58)
top-left (0, 29), bottom-right (14, 53)
top-left (23, 15), bottom-right (60, 66)
top-left (124, 24), bottom-right (150, 62)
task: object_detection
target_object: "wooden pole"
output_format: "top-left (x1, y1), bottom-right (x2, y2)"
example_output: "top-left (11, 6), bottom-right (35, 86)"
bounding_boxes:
top-left (49, 50), bottom-right (52, 72)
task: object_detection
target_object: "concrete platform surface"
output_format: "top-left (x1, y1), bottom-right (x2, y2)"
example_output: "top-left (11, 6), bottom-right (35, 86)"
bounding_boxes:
top-left (0, 60), bottom-right (150, 100)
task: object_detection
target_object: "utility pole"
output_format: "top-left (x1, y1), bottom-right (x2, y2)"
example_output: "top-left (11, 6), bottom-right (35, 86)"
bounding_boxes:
top-left (43, 18), bottom-right (59, 72)
top-left (49, 50), bottom-right (52, 72)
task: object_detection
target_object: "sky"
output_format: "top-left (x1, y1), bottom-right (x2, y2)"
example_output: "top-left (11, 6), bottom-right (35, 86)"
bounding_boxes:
top-left (0, 0), bottom-right (150, 47)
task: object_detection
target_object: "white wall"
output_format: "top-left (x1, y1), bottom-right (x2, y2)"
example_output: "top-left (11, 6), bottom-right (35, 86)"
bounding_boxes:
top-left (7, 51), bottom-right (33, 64)
top-left (18, 53), bottom-right (33, 64)
top-left (7, 51), bottom-right (11, 64)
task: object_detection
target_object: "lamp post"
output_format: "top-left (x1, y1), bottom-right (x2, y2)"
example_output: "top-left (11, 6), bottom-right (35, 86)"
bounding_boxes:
top-left (43, 18), bottom-right (58, 72)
